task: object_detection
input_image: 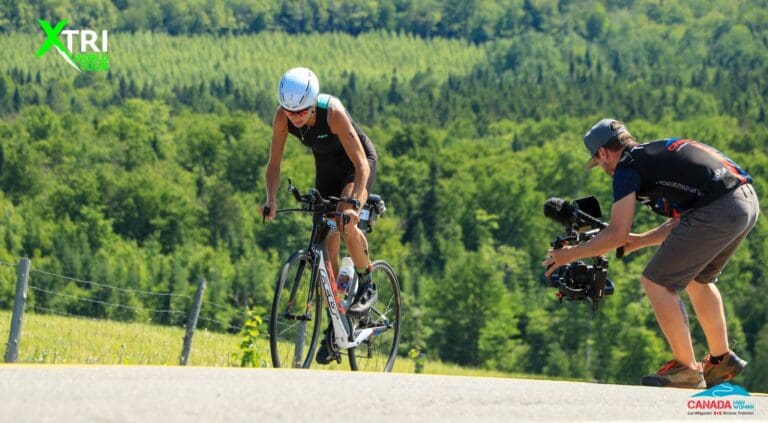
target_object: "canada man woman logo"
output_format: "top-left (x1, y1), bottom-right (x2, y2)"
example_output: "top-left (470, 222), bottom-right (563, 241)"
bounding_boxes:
top-left (687, 383), bottom-right (755, 416)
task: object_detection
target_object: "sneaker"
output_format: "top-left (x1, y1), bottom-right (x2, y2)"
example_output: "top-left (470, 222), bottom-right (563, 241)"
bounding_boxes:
top-left (641, 359), bottom-right (706, 389)
top-left (703, 351), bottom-right (748, 388)
top-left (348, 279), bottom-right (377, 314)
top-left (315, 326), bottom-right (338, 365)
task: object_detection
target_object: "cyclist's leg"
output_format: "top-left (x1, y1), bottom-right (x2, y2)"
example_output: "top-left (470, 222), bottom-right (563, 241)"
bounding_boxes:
top-left (341, 216), bottom-right (370, 270)
top-left (327, 232), bottom-right (340, 277)
top-left (337, 182), bottom-right (372, 271)
top-left (339, 160), bottom-right (378, 313)
top-left (338, 157), bottom-right (376, 271)
top-left (316, 168), bottom-right (349, 275)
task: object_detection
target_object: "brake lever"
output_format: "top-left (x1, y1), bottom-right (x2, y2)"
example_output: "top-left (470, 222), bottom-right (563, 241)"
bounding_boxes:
top-left (288, 179), bottom-right (302, 203)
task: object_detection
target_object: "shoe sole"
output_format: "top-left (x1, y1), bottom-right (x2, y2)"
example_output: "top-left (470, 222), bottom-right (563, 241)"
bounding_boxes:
top-left (348, 296), bottom-right (378, 315)
top-left (315, 347), bottom-right (334, 365)
top-left (642, 374), bottom-right (706, 389)
top-left (641, 377), bottom-right (666, 387)
top-left (642, 378), bottom-right (706, 389)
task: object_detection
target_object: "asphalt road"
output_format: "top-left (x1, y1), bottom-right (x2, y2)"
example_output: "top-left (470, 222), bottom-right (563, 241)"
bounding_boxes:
top-left (1, 365), bottom-right (766, 422)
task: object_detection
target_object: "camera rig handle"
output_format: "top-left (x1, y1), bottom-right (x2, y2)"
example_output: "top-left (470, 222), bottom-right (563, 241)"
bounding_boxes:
top-left (544, 197), bottom-right (624, 259)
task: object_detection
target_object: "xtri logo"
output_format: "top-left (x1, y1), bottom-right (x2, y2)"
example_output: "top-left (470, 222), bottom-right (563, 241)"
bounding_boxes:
top-left (36, 19), bottom-right (109, 72)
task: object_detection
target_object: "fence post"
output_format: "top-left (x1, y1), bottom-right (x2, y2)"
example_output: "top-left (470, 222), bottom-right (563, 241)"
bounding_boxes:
top-left (5, 258), bottom-right (31, 363)
top-left (180, 278), bottom-right (206, 366)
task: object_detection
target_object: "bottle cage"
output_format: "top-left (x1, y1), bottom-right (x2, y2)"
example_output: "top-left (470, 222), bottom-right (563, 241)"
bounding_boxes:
top-left (359, 195), bottom-right (386, 233)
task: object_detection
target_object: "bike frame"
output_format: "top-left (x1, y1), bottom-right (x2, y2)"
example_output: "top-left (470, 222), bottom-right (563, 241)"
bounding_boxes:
top-left (308, 213), bottom-right (384, 350)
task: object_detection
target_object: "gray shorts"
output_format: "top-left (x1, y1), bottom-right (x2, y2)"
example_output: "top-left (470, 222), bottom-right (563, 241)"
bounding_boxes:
top-left (643, 184), bottom-right (760, 290)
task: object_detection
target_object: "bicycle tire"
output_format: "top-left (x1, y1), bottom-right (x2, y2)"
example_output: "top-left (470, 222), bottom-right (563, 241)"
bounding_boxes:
top-left (348, 260), bottom-right (402, 372)
top-left (269, 250), bottom-right (323, 368)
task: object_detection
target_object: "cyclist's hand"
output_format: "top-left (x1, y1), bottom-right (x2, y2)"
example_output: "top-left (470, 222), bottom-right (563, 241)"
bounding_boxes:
top-left (341, 209), bottom-right (359, 231)
top-left (261, 201), bottom-right (276, 223)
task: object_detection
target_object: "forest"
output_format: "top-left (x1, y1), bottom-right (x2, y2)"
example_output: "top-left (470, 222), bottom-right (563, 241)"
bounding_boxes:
top-left (0, 0), bottom-right (766, 390)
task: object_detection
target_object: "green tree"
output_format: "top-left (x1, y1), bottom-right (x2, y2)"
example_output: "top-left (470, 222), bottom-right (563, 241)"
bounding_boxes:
top-left (424, 246), bottom-right (506, 365)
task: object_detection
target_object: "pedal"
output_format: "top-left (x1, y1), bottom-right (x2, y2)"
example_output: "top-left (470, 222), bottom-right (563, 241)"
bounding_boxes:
top-left (358, 315), bottom-right (374, 328)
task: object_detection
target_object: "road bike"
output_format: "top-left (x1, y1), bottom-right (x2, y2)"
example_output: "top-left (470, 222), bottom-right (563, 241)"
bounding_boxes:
top-left (266, 180), bottom-right (401, 371)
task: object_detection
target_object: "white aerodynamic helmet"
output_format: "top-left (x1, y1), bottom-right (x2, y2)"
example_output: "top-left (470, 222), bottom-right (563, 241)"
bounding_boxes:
top-left (278, 67), bottom-right (320, 111)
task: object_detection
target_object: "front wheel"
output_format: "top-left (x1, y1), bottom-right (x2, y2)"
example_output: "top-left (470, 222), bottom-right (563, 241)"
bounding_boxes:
top-left (269, 250), bottom-right (322, 368)
top-left (348, 260), bottom-right (402, 372)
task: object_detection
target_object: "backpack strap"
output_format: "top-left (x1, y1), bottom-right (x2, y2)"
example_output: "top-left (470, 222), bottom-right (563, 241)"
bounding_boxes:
top-left (317, 93), bottom-right (332, 110)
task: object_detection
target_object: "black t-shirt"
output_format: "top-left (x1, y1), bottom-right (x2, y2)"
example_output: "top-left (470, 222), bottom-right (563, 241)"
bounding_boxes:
top-left (613, 138), bottom-right (751, 217)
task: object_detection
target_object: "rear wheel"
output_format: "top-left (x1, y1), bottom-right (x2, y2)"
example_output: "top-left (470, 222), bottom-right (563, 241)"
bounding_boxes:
top-left (269, 250), bottom-right (322, 368)
top-left (348, 260), bottom-right (402, 372)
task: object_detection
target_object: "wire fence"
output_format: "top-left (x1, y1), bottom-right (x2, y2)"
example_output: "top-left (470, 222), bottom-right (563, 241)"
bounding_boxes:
top-left (0, 259), bottom-right (259, 366)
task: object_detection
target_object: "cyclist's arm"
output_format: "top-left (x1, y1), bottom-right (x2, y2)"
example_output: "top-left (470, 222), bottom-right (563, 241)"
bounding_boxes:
top-left (265, 106), bottom-right (288, 209)
top-left (327, 98), bottom-right (369, 208)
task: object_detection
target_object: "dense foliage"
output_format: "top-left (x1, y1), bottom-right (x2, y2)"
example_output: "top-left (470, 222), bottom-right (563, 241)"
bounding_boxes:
top-left (0, 1), bottom-right (766, 390)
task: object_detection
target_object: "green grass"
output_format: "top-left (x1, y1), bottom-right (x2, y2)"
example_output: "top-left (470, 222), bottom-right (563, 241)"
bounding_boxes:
top-left (0, 309), bottom-right (538, 379)
top-left (0, 309), bottom-right (240, 366)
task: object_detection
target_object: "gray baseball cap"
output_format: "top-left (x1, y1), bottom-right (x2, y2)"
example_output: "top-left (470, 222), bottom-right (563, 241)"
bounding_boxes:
top-left (584, 118), bottom-right (626, 168)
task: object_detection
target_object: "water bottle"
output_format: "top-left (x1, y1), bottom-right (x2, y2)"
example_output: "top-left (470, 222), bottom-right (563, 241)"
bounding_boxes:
top-left (337, 256), bottom-right (355, 296)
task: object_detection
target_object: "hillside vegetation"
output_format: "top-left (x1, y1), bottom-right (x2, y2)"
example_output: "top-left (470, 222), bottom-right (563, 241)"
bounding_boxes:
top-left (0, 0), bottom-right (766, 391)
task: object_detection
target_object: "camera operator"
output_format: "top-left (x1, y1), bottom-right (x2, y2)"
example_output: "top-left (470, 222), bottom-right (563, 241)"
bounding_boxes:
top-left (541, 119), bottom-right (759, 389)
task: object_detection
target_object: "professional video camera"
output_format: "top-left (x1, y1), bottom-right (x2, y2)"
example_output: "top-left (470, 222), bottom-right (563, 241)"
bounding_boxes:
top-left (543, 196), bottom-right (621, 314)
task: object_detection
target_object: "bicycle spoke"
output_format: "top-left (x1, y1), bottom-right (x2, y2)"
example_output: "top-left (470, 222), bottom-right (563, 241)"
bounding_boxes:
top-left (276, 320), bottom-right (304, 337)
top-left (370, 297), bottom-right (394, 321)
top-left (349, 260), bottom-right (401, 372)
top-left (269, 251), bottom-right (322, 369)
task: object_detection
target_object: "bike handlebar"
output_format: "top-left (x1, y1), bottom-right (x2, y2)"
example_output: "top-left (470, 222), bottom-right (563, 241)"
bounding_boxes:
top-left (288, 183), bottom-right (303, 203)
top-left (309, 188), bottom-right (332, 207)
top-left (270, 179), bottom-right (351, 224)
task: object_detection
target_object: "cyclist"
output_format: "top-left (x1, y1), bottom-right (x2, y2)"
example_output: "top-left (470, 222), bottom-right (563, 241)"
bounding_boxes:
top-left (261, 67), bottom-right (378, 364)
top-left (543, 119), bottom-right (758, 388)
